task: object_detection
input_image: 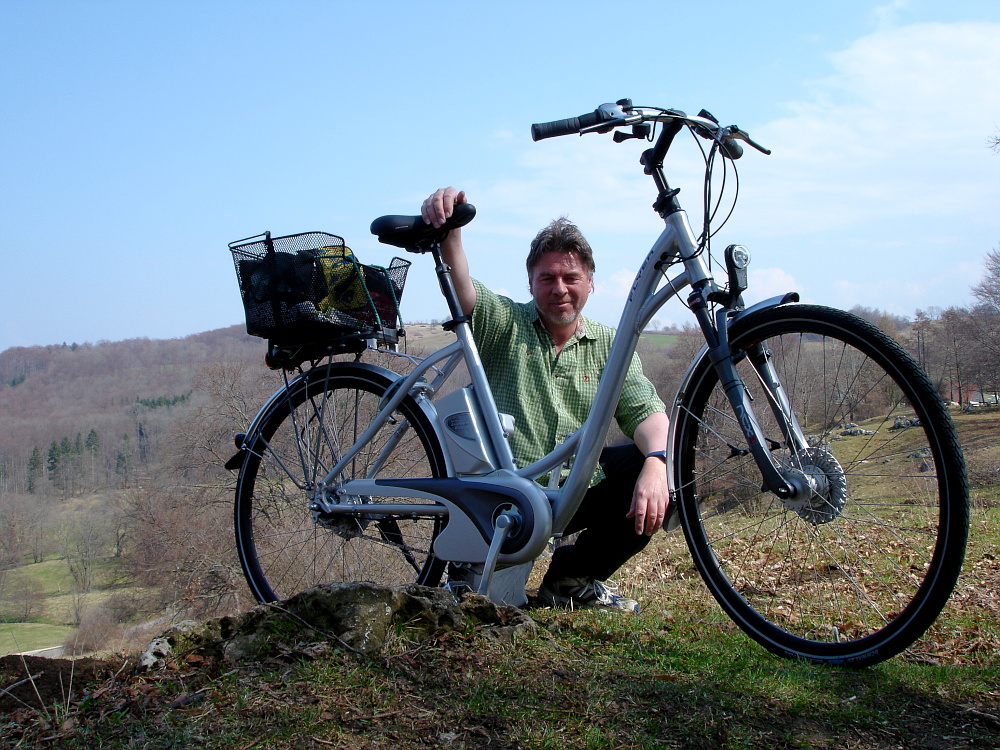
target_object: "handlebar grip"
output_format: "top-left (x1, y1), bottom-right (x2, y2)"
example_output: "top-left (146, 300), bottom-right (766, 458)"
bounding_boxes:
top-left (531, 109), bottom-right (606, 141)
top-left (721, 138), bottom-right (743, 160)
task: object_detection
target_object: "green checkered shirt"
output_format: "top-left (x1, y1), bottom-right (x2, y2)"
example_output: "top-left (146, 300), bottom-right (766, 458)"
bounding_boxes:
top-left (470, 279), bottom-right (665, 485)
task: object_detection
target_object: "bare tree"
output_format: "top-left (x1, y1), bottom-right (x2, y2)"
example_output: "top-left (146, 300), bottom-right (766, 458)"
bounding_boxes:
top-left (115, 360), bottom-right (275, 618)
top-left (848, 305), bottom-right (910, 340)
top-left (64, 512), bottom-right (111, 595)
top-left (0, 570), bottom-right (46, 622)
top-left (938, 307), bottom-right (978, 405)
top-left (972, 247), bottom-right (1000, 314)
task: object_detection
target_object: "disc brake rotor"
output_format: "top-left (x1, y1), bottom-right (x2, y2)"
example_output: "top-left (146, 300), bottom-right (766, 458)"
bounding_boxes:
top-left (780, 447), bottom-right (848, 525)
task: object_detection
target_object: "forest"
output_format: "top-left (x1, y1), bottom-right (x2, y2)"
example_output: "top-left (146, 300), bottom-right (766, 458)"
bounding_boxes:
top-left (1, 247), bottom-right (999, 656)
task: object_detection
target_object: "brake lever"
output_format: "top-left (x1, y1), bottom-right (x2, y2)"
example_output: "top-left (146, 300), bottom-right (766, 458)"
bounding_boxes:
top-left (578, 102), bottom-right (632, 136)
top-left (729, 126), bottom-right (771, 155)
top-left (579, 117), bottom-right (626, 135)
top-left (746, 135), bottom-right (771, 155)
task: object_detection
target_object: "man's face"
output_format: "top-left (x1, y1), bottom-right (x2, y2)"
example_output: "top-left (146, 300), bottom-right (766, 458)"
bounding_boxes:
top-left (528, 251), bottom-right (593, 330)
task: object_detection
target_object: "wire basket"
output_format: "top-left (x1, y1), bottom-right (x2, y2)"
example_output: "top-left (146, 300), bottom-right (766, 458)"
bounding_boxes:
top-left (230, 231), bottom-right (410, 347)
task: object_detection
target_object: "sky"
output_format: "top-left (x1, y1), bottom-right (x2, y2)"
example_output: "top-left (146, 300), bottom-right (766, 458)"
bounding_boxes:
top-left (1, 0), bottom-right (998, 351)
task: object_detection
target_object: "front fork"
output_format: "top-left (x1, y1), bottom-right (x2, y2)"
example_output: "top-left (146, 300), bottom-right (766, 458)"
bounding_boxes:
top-left (687, 283), bottom-right (808, 500)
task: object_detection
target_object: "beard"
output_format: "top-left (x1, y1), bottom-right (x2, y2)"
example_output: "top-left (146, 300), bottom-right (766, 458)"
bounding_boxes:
top-left (536, 303), bottom-right (581, 328)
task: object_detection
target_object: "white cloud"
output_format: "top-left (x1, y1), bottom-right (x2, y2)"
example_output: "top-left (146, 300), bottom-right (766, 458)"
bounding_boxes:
top-left (746, 268), bottom-right (804, 306)
top-left (873, 0), bottom-right (912, 30)
top-left (739, 22), bottom-right (1000, 236)
top-left (436, 20), bottom-right (1000, 330)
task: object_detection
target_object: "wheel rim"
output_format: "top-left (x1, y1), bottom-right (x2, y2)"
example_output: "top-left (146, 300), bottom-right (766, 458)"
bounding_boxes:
top-left (676, 309), bottom-right (965, 661)
top-left (236, 368), bottom-right (445, 602)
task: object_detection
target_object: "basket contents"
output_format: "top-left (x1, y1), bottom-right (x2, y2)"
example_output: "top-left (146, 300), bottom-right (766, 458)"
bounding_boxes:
top-left (229, 231), bottom-right (410, 347)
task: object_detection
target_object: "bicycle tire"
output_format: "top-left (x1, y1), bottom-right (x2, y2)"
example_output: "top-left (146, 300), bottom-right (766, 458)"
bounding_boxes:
top-left (672, 304), bottom-right (968, 666)
top-left (234, 361), bottom-right (448, 603)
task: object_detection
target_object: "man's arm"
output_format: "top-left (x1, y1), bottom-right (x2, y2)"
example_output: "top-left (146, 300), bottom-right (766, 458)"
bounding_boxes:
top-left (626, 411), bottom-right (671, 536)
top-left (421, 187), bottom-right (476, 315)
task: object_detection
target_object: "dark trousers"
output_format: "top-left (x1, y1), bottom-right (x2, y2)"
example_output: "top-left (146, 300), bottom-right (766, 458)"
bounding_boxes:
top-left (545, 443), bottom-right (652, 582)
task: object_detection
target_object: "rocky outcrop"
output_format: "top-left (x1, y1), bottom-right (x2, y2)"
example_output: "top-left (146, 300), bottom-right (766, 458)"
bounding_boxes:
top-left (137, 582), bottom-right (536, 671)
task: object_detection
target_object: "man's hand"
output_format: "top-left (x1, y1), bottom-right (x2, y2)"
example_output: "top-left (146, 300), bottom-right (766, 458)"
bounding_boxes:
top-left (627, 457), bottom-right (670, 536)
top-left (420, 187), bottom-right (475, 315)
top-left (627, 411), bottom-right (671, 535)
top-left (422, 187), bottom-right (467, 228)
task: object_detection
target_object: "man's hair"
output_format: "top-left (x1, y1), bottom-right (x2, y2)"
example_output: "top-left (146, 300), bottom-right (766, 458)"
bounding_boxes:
top-left (526, 217), bottom-right (596, 277)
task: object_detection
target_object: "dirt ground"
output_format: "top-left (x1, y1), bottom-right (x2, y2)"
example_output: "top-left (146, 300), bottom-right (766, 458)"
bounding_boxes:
top-left (0, 654), bottom-right (120, 714)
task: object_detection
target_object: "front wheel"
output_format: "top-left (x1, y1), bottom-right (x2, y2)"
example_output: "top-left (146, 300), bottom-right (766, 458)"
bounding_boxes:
top-left (234, 362), bottom-right (448, 603)
top-left (673, 304), bottom-right (968, 666)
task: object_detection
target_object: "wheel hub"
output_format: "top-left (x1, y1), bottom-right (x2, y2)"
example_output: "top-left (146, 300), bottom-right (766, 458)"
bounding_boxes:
top-left (780, 447), bottom-right (848, 525)
top-left (310, 492), bottom-right (372, 539)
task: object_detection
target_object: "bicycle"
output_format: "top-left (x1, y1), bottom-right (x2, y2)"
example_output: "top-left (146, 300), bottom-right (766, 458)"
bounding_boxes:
top-left (226, 99), bottom-right (969, 666)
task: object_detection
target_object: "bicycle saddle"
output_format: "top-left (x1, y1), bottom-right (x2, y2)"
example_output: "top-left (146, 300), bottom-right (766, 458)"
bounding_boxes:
top-left (370, 202), bottom-right (476, 251)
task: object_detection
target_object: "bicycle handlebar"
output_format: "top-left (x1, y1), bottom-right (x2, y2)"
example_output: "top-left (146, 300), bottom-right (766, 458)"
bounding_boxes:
top-left (531, 105), bottom-right (620, 141)
top-left (530, 101), bottom-right (771, 160)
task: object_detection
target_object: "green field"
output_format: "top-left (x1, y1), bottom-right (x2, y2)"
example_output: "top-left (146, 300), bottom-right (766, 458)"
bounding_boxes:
top-left (0, 557), bottom-right (120, 656)
top-left (0, 622), bottom-right (75, 655)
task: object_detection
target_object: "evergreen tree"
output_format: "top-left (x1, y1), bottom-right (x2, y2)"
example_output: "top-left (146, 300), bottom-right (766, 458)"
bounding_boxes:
top-left (85, 429), bottom-right (100, 486)
top-left (46, 440), bottom-right (61, 483)
top-left (26, 446), bottom-right (42, 494)
top-left (115, 433), bottom-right (133, 488)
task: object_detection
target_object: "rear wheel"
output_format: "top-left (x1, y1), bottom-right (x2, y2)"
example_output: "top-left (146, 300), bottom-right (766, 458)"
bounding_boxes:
top-left (673, 305), bottom-right (968, 665)
top-left (234, 362), bottom-right (447, 603)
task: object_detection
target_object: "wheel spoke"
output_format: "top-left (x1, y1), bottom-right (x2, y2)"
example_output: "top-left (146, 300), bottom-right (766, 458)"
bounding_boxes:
top-left (234, 365), bottom-right (446, 603)
top-left (674, 305), bottom-right (967, 665)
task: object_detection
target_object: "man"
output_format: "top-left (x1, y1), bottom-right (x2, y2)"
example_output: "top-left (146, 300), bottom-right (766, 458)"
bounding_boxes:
top-left (422, 187), bottom-right (670, 612)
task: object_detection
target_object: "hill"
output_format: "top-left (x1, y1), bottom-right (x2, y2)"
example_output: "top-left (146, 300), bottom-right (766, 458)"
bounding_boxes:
top-left (0, 325), bottom-right (262, 493)
top-left (0, 321), bottom-right (470, 660)
top-left (0, 323), bottom-right (454, 499)
top-left (0, 325), bottom-right (998, 747)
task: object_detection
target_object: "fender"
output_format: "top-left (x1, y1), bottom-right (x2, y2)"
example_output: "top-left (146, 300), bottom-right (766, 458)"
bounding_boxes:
top-left (225, 360), bottom-right (448, 472)
top-left (664, 293), bottom-right (799, 531)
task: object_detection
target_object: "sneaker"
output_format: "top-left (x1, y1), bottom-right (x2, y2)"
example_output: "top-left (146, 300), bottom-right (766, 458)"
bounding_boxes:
top-left (536, 576), bottom-right (640, 614)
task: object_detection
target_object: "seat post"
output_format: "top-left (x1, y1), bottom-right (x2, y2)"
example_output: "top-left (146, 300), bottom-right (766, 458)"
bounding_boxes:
top-left (429, 243), bottom-right (472, 329)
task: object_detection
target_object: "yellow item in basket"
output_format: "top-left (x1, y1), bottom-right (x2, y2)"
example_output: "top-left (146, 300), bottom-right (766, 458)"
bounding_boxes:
top-left (316, 246), bottom-right (367, 315)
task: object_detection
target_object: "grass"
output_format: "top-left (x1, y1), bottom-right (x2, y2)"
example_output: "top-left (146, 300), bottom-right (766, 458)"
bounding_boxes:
top-left (638, 331), bottom-right (682, 350)
top-left (3, 498), bottom-right (998, 747)
top-left (5, 578), bottom-right (997, 748)
top-left (18, 559), bottom-right (75, 597)
top-left (2, 394), bottom-right (998, 746)
top-left (0, 623), bottom-right (75, 655)
top-left (0, 556), bottom-right (124, 655)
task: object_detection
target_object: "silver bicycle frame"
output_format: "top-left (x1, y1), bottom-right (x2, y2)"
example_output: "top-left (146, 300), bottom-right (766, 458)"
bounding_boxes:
top-left (321, 208), bottom-right (726, 552)
top-left (239, 200), bottom-right (806, 600)
top-left (236, 107), bottom-right (820, 603)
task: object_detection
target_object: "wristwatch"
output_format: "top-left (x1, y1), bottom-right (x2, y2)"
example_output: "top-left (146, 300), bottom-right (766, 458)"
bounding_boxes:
top-left (645, 450), bottom-right (668, 462)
